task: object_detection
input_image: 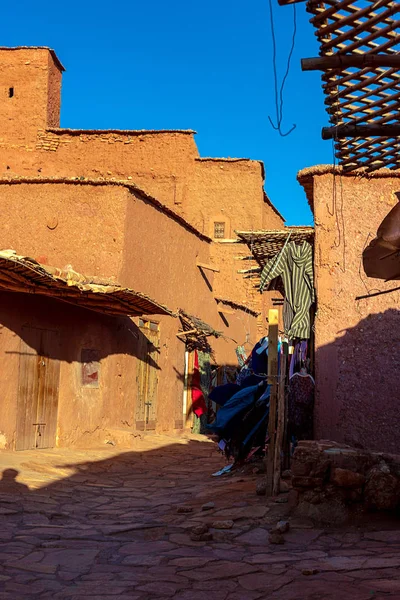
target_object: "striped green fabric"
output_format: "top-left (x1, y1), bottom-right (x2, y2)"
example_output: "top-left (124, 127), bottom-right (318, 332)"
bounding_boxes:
top-left (260, 241), bottom-right (315, 339)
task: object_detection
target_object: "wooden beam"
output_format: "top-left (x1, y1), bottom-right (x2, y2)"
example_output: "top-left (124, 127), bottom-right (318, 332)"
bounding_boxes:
top-left (277, 0), bottom-right (306, 5)
top-left (196, 261), bottom-right (220, 273)
top-left (322, 123), bottom-right (400, 140)
top-left (217, 308), bottom-right (235, 315)
top-left (176, 329), bottom-right (197, 338)
top-left (266, 309), bottom-right (279, 497)
top-left (302, 55), bottom-right (400, 72)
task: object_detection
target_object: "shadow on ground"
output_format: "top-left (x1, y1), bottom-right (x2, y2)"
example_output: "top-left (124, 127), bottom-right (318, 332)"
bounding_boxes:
top-left (0, 437), bottom-right (400, 600)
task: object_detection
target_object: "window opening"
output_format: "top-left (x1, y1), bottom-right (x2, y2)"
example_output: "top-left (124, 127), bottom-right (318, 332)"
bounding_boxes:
top-left (81, 349), bottom-right (100, 388)
top-left (214, 222), bottom-right (225, 239)
top-left (9, 88), bottom-right (14, 98)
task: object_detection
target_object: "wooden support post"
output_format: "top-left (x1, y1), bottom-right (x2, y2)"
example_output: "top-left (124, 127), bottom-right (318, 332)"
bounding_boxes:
top-left (266, 309), bottom-right (279, 497)
top-left (322, 123), bottom-right (400, 140)
top-left (273, 351), bottom-right (287, 496)
top-left (302, 55), bottom-right (400, 72)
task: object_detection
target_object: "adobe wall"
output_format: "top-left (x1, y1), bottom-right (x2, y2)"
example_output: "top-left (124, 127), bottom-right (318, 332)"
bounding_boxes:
top-left (2, 130), bottom-right (199, 211)
top-left (188, 159), bottom-right (268, 236)
top-left (0, 48), bottom-right (62, 145)
top-left (0, 292), bottom-right (158, 449)
top-left (0, 181), bottom-right (127, 278)
top-left (311, 172), bottom-right (400, 454)
top-left (120, 187), bottom-right (263, 367)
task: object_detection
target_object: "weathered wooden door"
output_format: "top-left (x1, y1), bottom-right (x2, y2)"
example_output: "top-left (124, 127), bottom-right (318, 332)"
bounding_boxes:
top-left (16, 327), bottom-right (60, 450)
top-left (136, 320), bottom-right (160, 431)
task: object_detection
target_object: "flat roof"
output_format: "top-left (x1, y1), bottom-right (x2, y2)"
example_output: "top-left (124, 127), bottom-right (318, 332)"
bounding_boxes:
top-left (47, 128), bottom-right (196, 136)
top-left (0, 46), bottom-right (65, 72)
top-left (297, 164), bottom-right (400, 213)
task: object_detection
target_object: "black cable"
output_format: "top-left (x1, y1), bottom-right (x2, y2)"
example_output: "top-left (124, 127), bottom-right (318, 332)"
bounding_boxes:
top-left (267, 0), bottom-right (297, 137)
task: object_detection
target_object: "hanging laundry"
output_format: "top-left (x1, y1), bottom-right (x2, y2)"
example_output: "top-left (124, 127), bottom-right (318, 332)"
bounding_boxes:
top-left (287, 371), bottom-right (315, 441)
top-left (191, 350), bottom-right (208, 418)
top-left (260, 241), bottom-right (315, 339)
top-left (251, 337), bottom-right (269, 375)
top-left (235, 345), bottom-right (248, 367)
top-left (289, 340), bottom-right (308, 378)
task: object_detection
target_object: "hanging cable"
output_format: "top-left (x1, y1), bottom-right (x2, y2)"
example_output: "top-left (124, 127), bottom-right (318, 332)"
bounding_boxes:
top-left (267, 0), bottom-right (297, 137)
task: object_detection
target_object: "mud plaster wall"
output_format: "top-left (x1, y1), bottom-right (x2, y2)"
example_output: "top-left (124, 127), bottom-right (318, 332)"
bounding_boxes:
top-left (313, 173), bottom-right (400, 453)
top-left (0, 292), bottom-right (149, 449)
top-left (188, 160), bottom-right (273, 236)
top-left (0, 182), bottom-right (261, 446)
top-left (0, 49), bottom-right (61, 145)
top-left (0, 182), bottom-right (126, 278)
top-left (120, 187), bottom-right (262, 365)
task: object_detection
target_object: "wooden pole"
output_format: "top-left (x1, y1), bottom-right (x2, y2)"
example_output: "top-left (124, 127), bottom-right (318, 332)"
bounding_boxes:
top-left (322, 123), bottom-right (400, 140)
top-left (273, 351), bottom-right (287, 496)
top-left (266, 309), bottom-right (279, 497)
top-left (302, 55), bottom-right (400, 72)
top-left (277, 0), bottom-right (307, 5)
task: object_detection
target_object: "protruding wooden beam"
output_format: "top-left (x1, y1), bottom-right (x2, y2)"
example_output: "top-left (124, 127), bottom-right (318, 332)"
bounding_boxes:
top-left (322, 123), bottom-right (400, 140)
top-left (302, 55), bottom-right (400, 72)
top-left (277, 0), bottom-right (306, 5)
top-left (196, 261), bottom-right (220, 273)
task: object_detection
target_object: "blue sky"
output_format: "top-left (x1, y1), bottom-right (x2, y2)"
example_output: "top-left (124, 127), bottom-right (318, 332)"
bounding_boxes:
top-left (3, 0), bottom-right (333, 224)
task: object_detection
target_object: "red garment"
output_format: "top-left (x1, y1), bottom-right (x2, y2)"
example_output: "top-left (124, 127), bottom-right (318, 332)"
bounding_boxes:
top-left (192, 351), bottom-right (207, 417)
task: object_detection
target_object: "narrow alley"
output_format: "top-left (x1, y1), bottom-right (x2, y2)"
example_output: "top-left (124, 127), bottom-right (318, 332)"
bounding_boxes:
top-left (0, 435), bottom-right (399, 600)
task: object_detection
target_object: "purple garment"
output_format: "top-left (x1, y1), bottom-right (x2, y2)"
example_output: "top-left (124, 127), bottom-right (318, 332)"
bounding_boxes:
top-left (289, 341), bottom-right (308, 378)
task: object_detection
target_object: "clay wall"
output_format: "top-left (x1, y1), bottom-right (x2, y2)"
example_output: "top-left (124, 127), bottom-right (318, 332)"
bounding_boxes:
top-left (189, 159), bottom-right (271, 237)
top-left (0, 180), bottom-right (263, 447)
top-left (310, 171), bottom-right (400, 453)
top-left (0, 48), bottom-right (62, 146)
top-left (2, 130), bottom-right (199, 212)
top-left (0, 181), bottom-right (127, 278)
top-left (0, 292), bottom-right (150, 449)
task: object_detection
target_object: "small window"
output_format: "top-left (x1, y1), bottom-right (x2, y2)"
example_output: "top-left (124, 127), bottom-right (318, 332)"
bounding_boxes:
top-left (81, 349), bottom-right (100, 388)
top-left (139, 318), bottom-right (159, 332)
top-left (214, 222), bottom-right (225, 239)
top-left (9, 87), bottom-right (14, 98)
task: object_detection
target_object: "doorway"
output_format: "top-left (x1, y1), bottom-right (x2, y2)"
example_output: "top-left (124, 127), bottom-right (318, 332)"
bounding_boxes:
top-left (16, 327), bottom-right (61, 450)
top-left (135, 319), bottom-right (160, 431)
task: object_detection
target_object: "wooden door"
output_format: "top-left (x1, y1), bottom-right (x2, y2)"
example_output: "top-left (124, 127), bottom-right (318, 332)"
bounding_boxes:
top-left (135, 320), bottom-right (160, 431)
top-left (16, 327), bottom-right (60, 450)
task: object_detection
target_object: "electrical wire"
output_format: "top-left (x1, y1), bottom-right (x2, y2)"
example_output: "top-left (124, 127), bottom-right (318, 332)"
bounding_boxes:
top-left (267, 0), bottom-right (297, 137)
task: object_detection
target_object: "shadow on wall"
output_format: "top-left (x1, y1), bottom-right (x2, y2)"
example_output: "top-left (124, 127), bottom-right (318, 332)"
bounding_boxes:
top-left (0, 291), bottom-right (161, 368)
top-left (316, 308), bottom-right (400, 454)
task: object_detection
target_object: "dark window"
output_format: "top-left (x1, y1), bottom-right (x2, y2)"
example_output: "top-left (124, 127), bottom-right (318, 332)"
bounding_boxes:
top-left (214, 222), bottom-right (225, 239)
top-left (81, 349), bottom-right (100, 388)
top-left (9, 88), bottom-right (14, 98)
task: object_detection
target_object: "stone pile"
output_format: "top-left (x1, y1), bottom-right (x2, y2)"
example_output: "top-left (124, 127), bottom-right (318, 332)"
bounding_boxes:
top-left (289, 440), bottom-right (400, 523)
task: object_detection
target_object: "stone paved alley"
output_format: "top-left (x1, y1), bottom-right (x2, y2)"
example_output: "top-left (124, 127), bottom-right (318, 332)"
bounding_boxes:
top-left (0, 434), bottom-right (400, 600)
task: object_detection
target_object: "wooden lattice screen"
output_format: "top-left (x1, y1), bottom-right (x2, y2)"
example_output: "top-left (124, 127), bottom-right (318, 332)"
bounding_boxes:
top-left (291, 0), bottom-right (400, 171)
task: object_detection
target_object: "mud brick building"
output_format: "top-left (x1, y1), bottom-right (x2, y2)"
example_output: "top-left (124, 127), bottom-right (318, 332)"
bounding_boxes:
top-left (0, 47), bottom-right (284, 450)
top-left (298, 165), bottom-right (400, 454)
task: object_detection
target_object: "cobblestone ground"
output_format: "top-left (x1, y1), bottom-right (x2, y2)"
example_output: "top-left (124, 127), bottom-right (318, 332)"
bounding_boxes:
top-left (0, 434), bottom-right (400, 600)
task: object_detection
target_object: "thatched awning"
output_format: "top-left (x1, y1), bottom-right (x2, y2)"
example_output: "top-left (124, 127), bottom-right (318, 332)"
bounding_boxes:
top-left (0, 250), bottom-right (174, 317)
top-left (235, 227), bottom-right (314, 268)
top-left (177, 310), bottom-right (223, 353)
